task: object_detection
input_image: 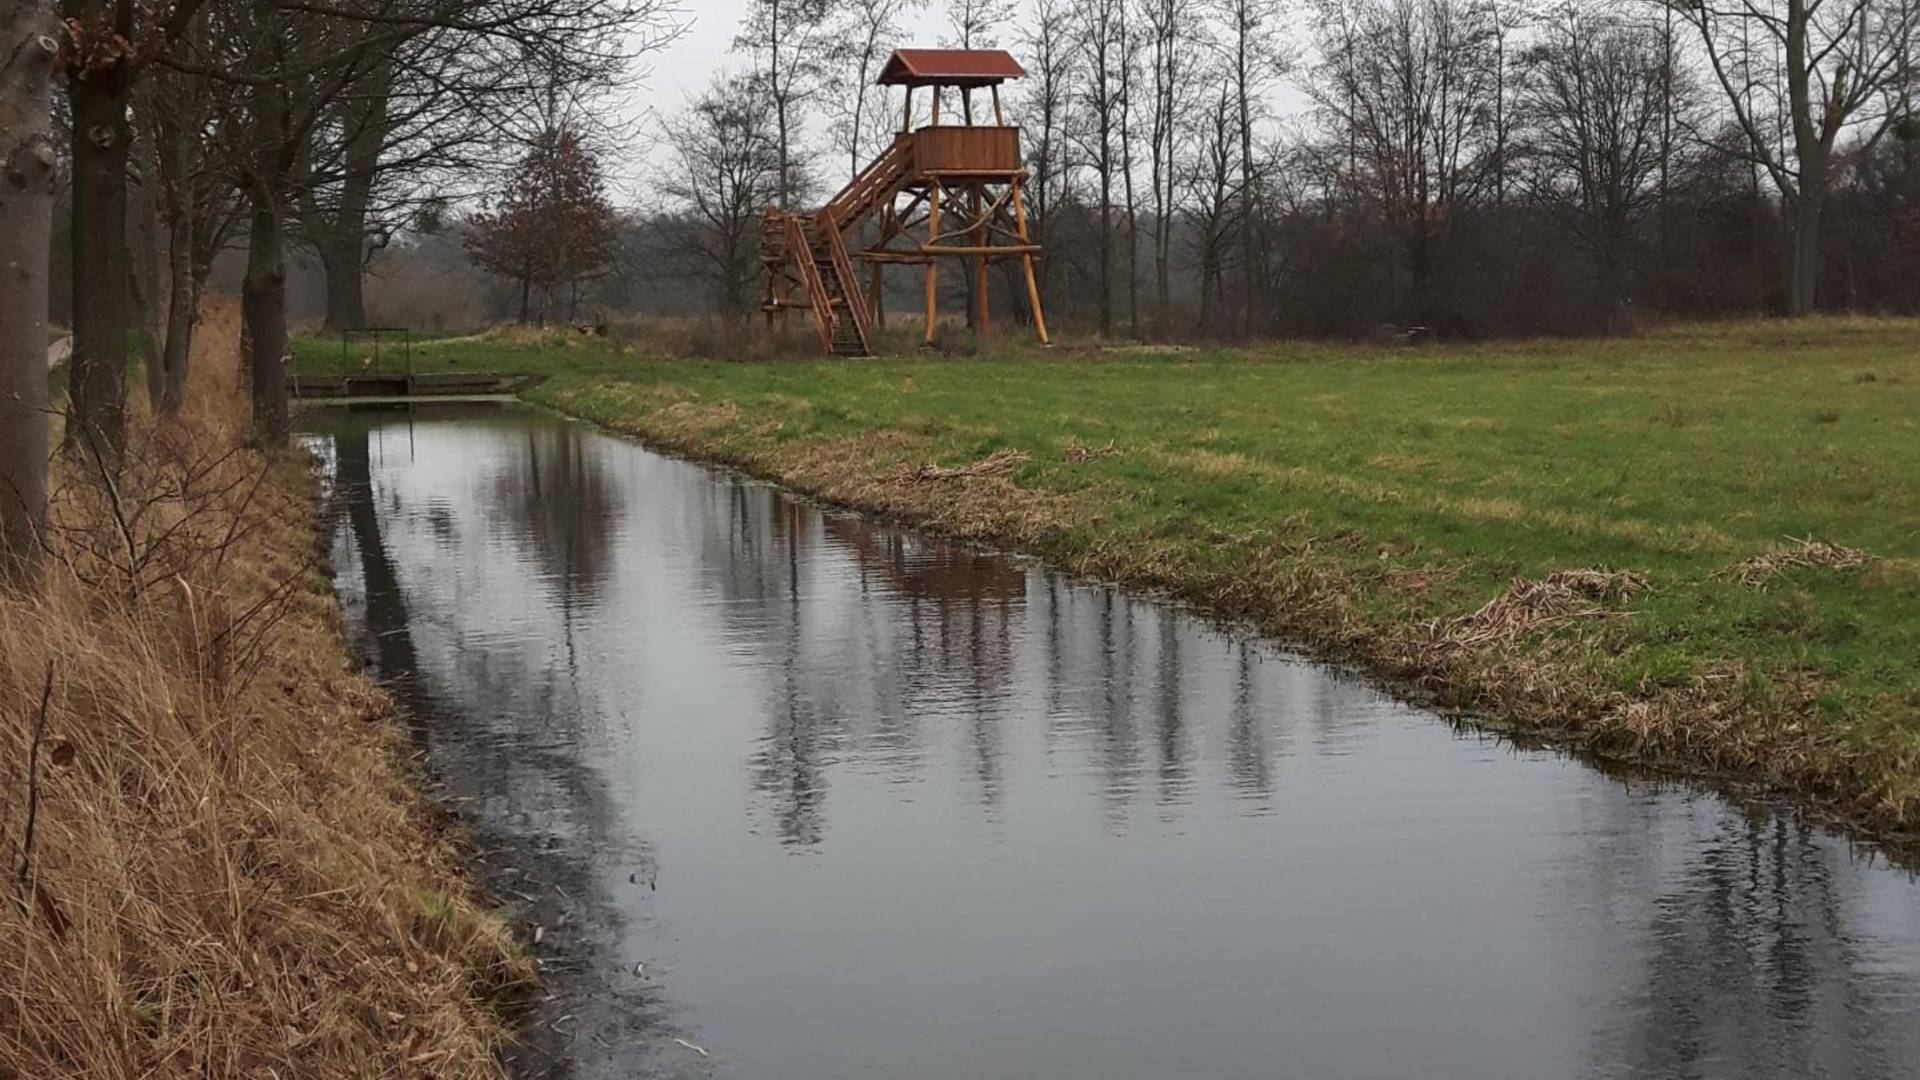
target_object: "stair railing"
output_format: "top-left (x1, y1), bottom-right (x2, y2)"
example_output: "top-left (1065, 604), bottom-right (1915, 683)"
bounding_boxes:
top-left (823, 225), bottom-right (873, 353)
top-left (815, 134), bottom-right (914, 237)
top-left (785, 216), bottom-right (835, 352)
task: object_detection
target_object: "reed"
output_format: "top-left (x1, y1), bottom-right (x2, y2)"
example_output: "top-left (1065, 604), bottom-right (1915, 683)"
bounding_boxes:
top-left (0, 298), bottom-right (525, 1078)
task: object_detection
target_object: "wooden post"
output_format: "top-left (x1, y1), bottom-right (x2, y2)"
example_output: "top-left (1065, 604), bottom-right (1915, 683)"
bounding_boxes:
top-left (924, 181), bottom-right (941, 346)
top-left (1010, 179), bottom-right (1050, 346)
top-left (971, 184), bottom-right (989, 338)
top-left (871, 259), bottom-right (885, 330)
top-left (962, 87), bottom-right (974, 125)
top-left (931, 86), bottom-right (941, 126)
top-left (764, 215), bottom-right (779, 333)
top-left (992, 86), bottom-right (1005, 125)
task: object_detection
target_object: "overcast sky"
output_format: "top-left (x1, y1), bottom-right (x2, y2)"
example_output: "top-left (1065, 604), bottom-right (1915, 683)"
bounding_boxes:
top-left (610, 1), bottom-right (954, 198)
top-left (613, 2), bottom-right (1310, 202)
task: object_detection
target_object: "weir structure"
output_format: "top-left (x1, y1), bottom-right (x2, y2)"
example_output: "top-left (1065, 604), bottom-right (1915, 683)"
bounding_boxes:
top-left (762, 48), bottom-right (1050, 356)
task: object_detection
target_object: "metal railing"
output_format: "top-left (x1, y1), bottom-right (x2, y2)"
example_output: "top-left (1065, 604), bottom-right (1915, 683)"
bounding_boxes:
top-left (339, 327), bottom-right (414, 376)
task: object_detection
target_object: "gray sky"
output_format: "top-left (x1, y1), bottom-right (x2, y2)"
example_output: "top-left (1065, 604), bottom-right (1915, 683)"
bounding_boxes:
top-left (612, 1), bottom-right (952, 197)
top-left (614, 2), bottom-right (1311, 202)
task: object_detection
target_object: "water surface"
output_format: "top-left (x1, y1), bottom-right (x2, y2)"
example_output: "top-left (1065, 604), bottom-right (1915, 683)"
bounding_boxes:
top-left (306, 404), bottom-right (1920, 1080)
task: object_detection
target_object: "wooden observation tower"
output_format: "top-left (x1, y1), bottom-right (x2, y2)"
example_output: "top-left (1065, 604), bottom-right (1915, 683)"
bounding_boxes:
top-left (762, 48), bottom-right (1049, 356)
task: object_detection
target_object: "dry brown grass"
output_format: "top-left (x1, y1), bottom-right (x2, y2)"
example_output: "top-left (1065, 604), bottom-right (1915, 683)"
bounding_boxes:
top-left (1433, 569), bottom-right (1649, 651)
top-left (899, 448), bottom-right (1032, 483)
top-left (1724, 536), bottom-right (1871, 589)
top-left (0, 299), bottom-right (525, 1078)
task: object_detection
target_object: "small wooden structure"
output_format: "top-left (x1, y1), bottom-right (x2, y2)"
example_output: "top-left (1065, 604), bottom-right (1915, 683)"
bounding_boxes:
top-left (762, 48), bottom-right (1050, 356)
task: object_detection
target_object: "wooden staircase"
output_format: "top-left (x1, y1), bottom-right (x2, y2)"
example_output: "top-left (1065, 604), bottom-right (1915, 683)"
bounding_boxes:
top-left (801, 218), bottom-right (871, 357)
top-left (766, 135), bottom-right (918, 357)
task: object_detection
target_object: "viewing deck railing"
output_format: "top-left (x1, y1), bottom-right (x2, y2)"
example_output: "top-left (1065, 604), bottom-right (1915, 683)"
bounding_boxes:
top-left (910, 125), bottom-right (1020, 175)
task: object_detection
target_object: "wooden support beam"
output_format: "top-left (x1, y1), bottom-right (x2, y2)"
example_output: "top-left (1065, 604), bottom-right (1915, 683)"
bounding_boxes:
top-left (921, 244), bottom-right (1042, 256)
top-left (971, 186), bottom-right (989, 338)
top-left (1010, 177), bottom-right (1050, 346)
top-left (924, 178), bottom-right (941, 347)
top-left (992, 86), bottom-right (1005, 125)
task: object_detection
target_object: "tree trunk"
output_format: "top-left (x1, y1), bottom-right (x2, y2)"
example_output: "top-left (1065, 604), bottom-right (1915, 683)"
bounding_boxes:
top-left (1597, 231), bottom-right (1627, 332)
top-left (1237, 41), bottom-right (1255, 340)
top-left (0, 2), bottom-right (60, 585)
top-left (243, 192), bottom-right (290, 448)
top-left (1409, 216), bottom-right (1433, 328)
top-left (316, 53), bottom-right (389, 330)
top-left (1789, 189), bottom-right (1823, 317)
top-left (66, 51), bottom-right (135, 459)
top-left (130, 160), bottom-right (165, 411)
top-left (159, 193), bottom-right (196, 415)
top-left (320, 238), bottom-right (368, 329)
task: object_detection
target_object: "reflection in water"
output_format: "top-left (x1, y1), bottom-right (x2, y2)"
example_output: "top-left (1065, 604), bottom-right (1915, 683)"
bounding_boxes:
top-left (305, 405), bottom-right (1920, 1080)
top-left (490, 424), bottom-right (622, 606)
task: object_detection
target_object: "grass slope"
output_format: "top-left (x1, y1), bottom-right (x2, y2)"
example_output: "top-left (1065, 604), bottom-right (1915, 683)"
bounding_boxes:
top-left (297, 320), bottom-right (1920, 838)
top-left (3, 307), bottom-right (527, 1078)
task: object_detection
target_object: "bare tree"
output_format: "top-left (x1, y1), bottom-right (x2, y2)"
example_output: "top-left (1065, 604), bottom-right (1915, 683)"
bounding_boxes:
top-left (736, 0), bottom-right (836, 208)
top-left (1673, 0), bottom-right (1920, 315)
top-left (139, 48), bottom-right (240, 415)
top-left (1519, 2), bottom-right (1692, 322)
top-left (946, 0), bottom-right (1016, 49)
top-left (1072, 0), bottom-right (1126, 336)
top-left (1308, 0), bottom-right (1501, 327)
top-left (1139, 0), bottom-right (1199, 335)
top-left (1485, 0), bottom-right (1526, 208)
top-left (294, 1), bottom-right (679, 329)
top-left (1016, 0), bottom-right (1080, 313)
top-left (1, 0), bottom-right (61, 585)
top-left (62, 0), bottom-right (214, 457)
top-left (828, 0), bottom-right (922, 180)
top-left (656, 74), bottom-right (787, 320)
top-left (163, 0), bottom-right (680, 446)
top-left (1118, 1), bottom-right (1143, 338)
top-left (1182, 70), bottom-right (1238, 334)
top-left (1213, 0), bottom-right (1286, 337)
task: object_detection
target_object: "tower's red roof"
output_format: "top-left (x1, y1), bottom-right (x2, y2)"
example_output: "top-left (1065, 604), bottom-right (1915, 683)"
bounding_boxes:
top-left (877, 49), bottom-right (1026, 87)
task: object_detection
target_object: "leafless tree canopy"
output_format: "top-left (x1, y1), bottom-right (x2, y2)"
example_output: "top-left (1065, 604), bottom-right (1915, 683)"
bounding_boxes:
top-left (618, 0), bottom-right (1920, 342)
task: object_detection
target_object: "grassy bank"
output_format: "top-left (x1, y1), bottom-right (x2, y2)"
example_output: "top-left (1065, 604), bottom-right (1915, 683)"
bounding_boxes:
top-left (298, 319), bottom-right (1920, 840)
top-left (3, 312), bottom-right (526, 1077)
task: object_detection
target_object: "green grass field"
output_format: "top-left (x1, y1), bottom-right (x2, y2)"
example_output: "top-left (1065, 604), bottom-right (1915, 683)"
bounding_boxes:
top-left (294, 320), bottom-right (1920, 832)
top-left (289, 327), bottom-right (636, 377)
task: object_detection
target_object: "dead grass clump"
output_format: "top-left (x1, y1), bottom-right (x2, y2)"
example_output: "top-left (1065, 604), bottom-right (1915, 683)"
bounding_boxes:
top-left (902, 448), bottom-right (1031, 483)
top-left (1434, 568), bottom-right (1649, 650)
top-left (1725, 537), bottom-right (1870, 589)
top-left (1063, 441), bottom-right (1123, 463)
top-left (1, 354), bottom-right (523, 1076)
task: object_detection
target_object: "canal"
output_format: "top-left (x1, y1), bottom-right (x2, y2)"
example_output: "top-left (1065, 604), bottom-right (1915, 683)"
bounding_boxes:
top-left (305, 403), bottom-right (1920, 1080)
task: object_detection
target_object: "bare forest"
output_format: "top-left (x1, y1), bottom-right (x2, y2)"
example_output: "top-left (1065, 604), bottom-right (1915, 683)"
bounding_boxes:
top-left (8, 0), bottom-right (1920, 576)
top-left (622, 0), bottom-right (1920, 343)
top-left (2, 0), bottom-right (681, 580)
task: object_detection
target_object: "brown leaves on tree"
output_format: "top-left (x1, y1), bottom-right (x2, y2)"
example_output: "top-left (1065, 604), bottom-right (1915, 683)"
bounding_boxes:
top-left (465, 127), bottom-right (616, 323)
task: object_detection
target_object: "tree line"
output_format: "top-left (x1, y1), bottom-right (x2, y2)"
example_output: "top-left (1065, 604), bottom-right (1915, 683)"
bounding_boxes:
top-left (0, 0), bottom-right (680, 585)
top-left (637, 0), bottom-right (1920, 340)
